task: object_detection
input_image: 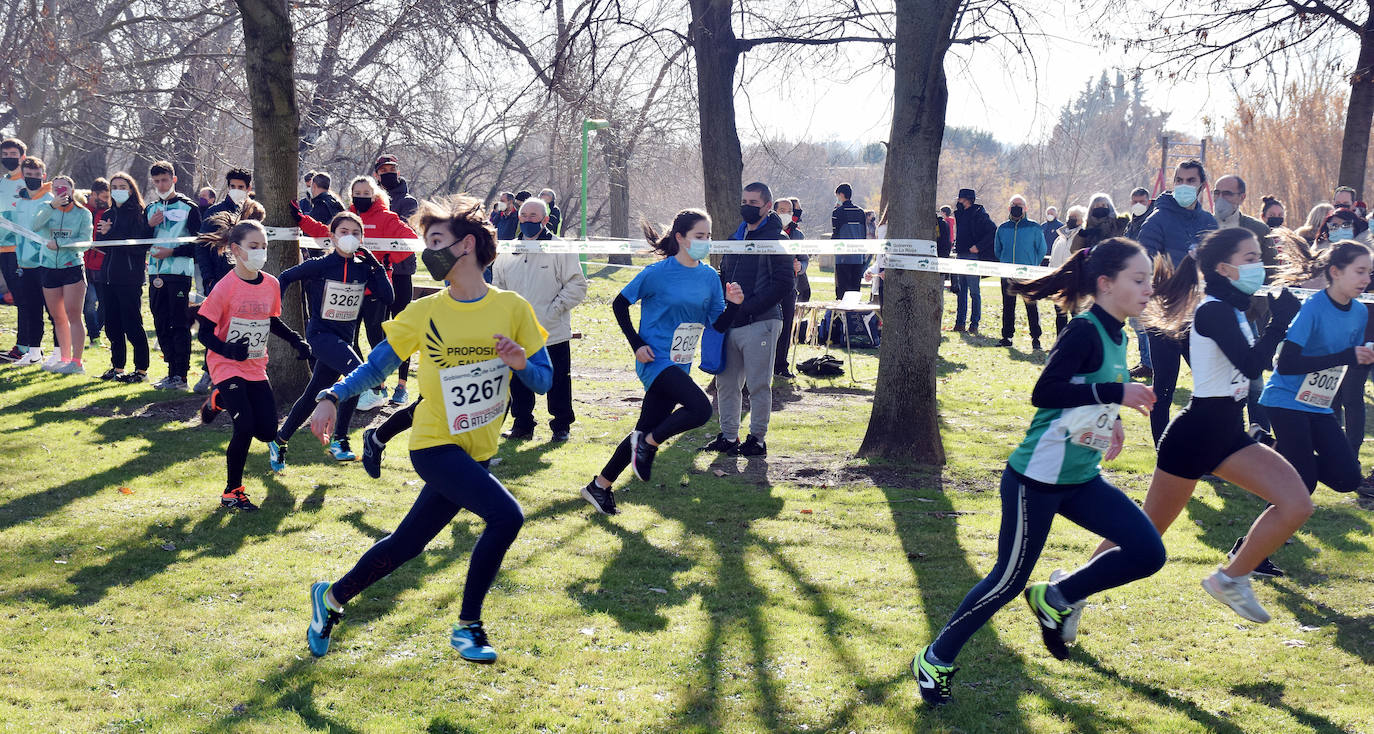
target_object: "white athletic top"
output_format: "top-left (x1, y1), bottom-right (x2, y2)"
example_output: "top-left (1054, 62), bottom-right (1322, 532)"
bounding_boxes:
top-left (1188, 295), bottom-right (1254, 401)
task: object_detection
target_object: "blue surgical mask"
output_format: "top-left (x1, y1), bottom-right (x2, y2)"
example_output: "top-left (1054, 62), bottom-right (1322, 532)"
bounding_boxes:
top-left (519, 221), bottom-right (543, 238)
top-left (1329, 227), bottom-right (1354, 243)
top-left (687, 240), bottom-right (711, 261)
top-left (1173, 184), bottom-right (1198, 208)
top-left (1232, 262), bottom-right (1266, 294)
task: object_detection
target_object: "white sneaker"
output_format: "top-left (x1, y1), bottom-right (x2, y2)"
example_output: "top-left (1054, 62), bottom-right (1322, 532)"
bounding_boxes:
top-left (13, 349), bottom-right (44, 366)
top-left (1049, 568), bottom-right (1088, 643)
top-left (355, 387), bottom-right (387, 412)
top-left (1202, 567), bottom-right (1271, 623)
top-left (41, 352), bottom-right (64, 371)
top-left (54, 360), bottom-right (85, 375)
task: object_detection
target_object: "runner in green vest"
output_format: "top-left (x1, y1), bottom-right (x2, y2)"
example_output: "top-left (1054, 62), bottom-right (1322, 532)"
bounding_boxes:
top-left (913, 238), bottom-right (1164, 706)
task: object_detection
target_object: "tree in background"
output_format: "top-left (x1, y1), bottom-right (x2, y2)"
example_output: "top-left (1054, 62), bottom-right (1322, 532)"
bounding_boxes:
top-left (1101, 0), bottom-right (1374, 197)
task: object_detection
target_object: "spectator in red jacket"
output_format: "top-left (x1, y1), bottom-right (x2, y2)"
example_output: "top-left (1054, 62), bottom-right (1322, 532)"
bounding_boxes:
top-left (82, 177), bottom-right (111, 346)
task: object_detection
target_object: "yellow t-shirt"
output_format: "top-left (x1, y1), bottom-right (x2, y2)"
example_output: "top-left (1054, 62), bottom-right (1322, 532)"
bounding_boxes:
top-left (383, 286), bottom-right (547, 459)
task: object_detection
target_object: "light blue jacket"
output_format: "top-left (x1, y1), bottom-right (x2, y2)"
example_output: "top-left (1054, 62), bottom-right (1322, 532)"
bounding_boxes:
top-left (144, 195), bottom-right (199, 276)
top-left (994, 217), bottom-right (1047, 266)
top-left (31, 203), bottom-right (93, 269)
top-left (7, 185), bottom-right (54, 268)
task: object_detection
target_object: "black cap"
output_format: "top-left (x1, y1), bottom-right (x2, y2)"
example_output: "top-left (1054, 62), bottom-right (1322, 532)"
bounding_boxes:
top-left (958, 188), bottom-right (976, 201)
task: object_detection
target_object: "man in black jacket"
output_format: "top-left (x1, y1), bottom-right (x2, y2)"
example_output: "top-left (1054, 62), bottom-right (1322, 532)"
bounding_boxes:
top-left (701, 181), bottom-right (794, 457)
top-left (951, 187), bottom-right (995, 333)
top-left (830, 182), bottom-right (868, 298)
top-left (305, 171), bottom-right (346, 225)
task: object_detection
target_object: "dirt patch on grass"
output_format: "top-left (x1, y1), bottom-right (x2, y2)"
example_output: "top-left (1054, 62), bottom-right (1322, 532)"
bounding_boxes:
top-left (74, 395), bottom-right (204, 422)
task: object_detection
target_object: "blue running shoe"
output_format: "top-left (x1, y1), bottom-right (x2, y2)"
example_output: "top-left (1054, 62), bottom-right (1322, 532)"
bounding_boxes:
top-left (329, 438), bottom-right (357, 462)
top-left (451, 621), bottom-right (497, 663)
top-left (390, 386), bottom-right (409, 405)
top-left (361, 428), bottom-right (384, 479)
top-left (268, 440), bottom-right (288, 472)
top-left (307, 581), bottom-right (343, 657)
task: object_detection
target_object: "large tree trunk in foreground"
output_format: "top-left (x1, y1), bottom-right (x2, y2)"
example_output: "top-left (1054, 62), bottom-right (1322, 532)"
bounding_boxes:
top-left (237, 0), bottom-right (309, 400)
top-left (688, 0), bottom-right (743, 240)
top-left (857, 0), bottom-right (961, 464)
top-left (1338, 20), bottom-right (1374, 198)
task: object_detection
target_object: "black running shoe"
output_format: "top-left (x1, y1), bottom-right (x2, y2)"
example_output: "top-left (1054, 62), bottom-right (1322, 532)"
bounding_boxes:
top-left (361, 428), bottom-right (384, 479)
top-left (1024, 583), bottom-right (1072, 660)
top-left (200, 388), bottom-right (223, 425)
top-left (581, 480), bottom-right (618, 515)
top-left (737, 434), bottom-right (767, 457)
top-left (0, 346), bottom-right (21, 363)
top-left (1228, 536), bottom-right (1285, 578)
top-left (912, 645), bottom-right (957, 706)
top-left (700, 433), bottom-right (740, 454)
top-left (630, 431), bottom-right (657, 481)
top-left (220, 486), bottom-right (259, 511)
top-left (98, 367), bottom-right (124, 381)
top-left (1247, 423), bottom-right (1276, 448)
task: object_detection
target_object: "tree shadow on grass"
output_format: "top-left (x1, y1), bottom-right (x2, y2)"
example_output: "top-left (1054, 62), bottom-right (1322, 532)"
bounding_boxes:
top-left (1270, 580), bottom-right (1374, 666)
top-left (195, 655), bottom-right (365, 734)
top-left (24, 476), bottom-right (303, 608)
top-left (1229, 681), bottom-right (1354, 734)
top-left (1071, 654), bottom-right (1249, 734)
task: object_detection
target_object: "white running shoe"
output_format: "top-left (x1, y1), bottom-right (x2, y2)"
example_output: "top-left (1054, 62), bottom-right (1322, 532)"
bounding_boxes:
top-left (41, 352), bottom-right (64, 370)
top-left (54, 360), bottom-right (85, 375)
top-left (355, 387), bottom-right (387, 412)
top-left (13, 349), bottom-right (44, 366)
top-left (1049, 568), bottom-right (1088, 643)
top-left (1202, 567), bottom-right (1271, 623)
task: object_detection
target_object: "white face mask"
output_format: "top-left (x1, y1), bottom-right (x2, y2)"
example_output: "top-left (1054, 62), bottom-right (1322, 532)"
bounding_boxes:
top-left (238, 246), bottom-right (268, 271)
top-left (1130, 202), bottom-right (1148, 216)
top-left (111, 189), bottom-right (130, 205)
top-left (228, 189), bottom-right (248, 206)
top-left (156, 186), bottom-right (175, 200)
top-left (335, 234), bottom-right (361, 255)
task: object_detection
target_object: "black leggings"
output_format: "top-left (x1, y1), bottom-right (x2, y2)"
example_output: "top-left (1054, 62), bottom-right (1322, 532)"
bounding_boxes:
top-left (331, 445), bottom-right (520, 621)
top-left (217, 377), bottom-right (277, 490)
top-left (278, 332), bottom-right (362, 442)
top-left (377, 399), bottom-right (420, 444)
top-left (102, 283), bottom-right (150, 371)
top-left (1267, 406), bottom-right (1361, 494)
top-left (600, 367), bottom-right (712, 483)
top-left (390, 273), bottom-right (412, 382)
top-left (1331, 364), bottom-right (1371, 454)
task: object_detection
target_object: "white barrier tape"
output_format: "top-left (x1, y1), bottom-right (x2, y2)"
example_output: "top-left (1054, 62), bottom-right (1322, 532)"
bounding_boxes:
top-left (0, 217), bottom-right (46, 244)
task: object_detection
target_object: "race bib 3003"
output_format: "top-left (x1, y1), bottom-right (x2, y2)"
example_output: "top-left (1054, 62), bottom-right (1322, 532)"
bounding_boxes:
top-left (1296, 365), bottom-right (1346, 409)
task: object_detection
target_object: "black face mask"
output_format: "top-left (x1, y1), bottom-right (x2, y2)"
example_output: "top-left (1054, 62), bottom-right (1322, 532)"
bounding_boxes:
top-left (1067, 219), bottom-right (1080, 229)
top-left (793, 208), bottom-right (803, 222)
top-left (421, 246), bottom-right (466, 281)
top-left (378, 172), bottom-right (399, 189)
top-left (353, 196), bottom-right (373, 213)
top-left (23, 176), bottom-right (41, 190)
top-left (1090, 206), bottom-right (1110, 219)
top-left (1266, 216), bottom-right (1285, 228)
top-left (0, 157), bottom-right (18, 171)
top-left (1009, 205), bottom-right (1024, 218)
top-left (739, 204), bottom-right (763, 225)
top-left (956, 202), bottom-right (967, 211)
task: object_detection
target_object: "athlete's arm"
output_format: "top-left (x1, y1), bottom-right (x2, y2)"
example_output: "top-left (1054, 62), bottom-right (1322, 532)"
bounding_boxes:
top-left (514, 347), bottom-right (553, 394)
top-left (195, 314), bottom-right (248, 360)
top-left (1195, 299), bottom-right (1291, 379)
top-left (277, 256), bottom-right (326, 293)
top-left (327, 340), bottom-right (402, 401)
top-left (361, 249), bottom-right (395, 305)
top-left (1274, 340), bottom-right (1356, 375)
top-left (269, 317), bottom-right (312, 360)
top-left (1029, 317), bottom-right (1124, 408)
top-left (612, 293), bottom-right (648, 351)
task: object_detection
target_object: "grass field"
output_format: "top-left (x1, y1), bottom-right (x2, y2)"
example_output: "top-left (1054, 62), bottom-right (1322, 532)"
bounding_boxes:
top-left (2, 264), bottom-right (1372, 733)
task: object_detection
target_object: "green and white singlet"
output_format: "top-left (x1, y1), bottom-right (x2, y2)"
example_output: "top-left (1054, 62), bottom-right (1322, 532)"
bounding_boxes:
top-left (1007, 310), bottom-right (1129, 485)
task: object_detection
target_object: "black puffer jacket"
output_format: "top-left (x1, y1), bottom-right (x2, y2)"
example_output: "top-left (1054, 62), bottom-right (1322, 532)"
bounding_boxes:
top-left (721, 212), bottom-right (794, 326)
top-left (95, 199), bottom-right (154, 287)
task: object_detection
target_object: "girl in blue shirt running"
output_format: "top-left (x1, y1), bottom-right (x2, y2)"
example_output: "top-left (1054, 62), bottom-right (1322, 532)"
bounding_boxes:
top-left (580, 209), bottom-right (743, 515)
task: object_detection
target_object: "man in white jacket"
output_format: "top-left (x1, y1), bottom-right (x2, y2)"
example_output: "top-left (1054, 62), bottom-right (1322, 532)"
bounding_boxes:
top-left (493, 198), bottom-right (588, 441)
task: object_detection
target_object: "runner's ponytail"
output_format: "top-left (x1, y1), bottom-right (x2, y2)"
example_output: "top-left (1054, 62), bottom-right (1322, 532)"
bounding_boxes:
top-left (1012, 237), bottom-right (1145, 312)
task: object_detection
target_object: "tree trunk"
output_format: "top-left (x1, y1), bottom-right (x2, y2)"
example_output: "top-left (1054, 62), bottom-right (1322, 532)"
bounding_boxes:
top-left (602, 132), bottom-right (632, 265)
top-left (688, 0), bottom-right (743, 238)
top-left (236, 0), bottom-right (309, 401)
top-left (1338, 21), bottom-right (1374, 198)
top-left (857, 0), bottom-right (962, 464)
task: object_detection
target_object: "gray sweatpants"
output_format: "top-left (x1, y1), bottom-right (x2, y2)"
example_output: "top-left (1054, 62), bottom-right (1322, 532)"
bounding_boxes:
top-left (718, 318), bottom-right (782, 441)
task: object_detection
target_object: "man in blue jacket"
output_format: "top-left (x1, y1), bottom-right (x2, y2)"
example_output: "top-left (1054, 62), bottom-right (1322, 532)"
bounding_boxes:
top-left (830, 182), bottom-right (868, 299)
top-left (994, 195), bottom-right (1047, 349)
top-left (951, 187), bottom-right (996, 334)
top-left (1137, 159), bottom-right (1219, 442)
